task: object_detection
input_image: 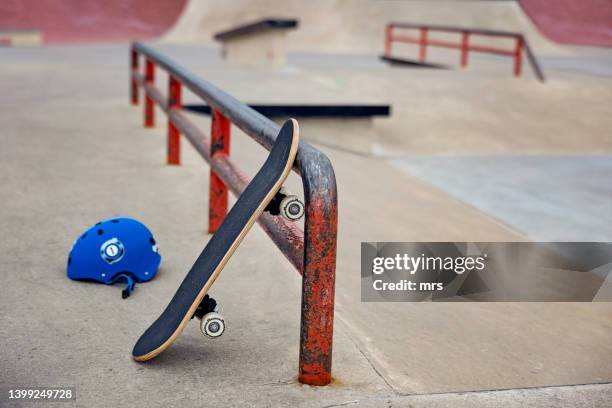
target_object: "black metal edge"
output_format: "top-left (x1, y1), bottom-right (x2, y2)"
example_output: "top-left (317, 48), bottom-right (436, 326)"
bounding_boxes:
top-left (183, 104), bottom-right (391, 118)
top-left (214, 18), bottom-right (299, 41)
top-left (379, 55), bottom-right (449, 69)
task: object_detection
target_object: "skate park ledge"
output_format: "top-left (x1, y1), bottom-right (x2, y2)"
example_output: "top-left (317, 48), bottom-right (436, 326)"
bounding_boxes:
top-left (214, 18), bottom-right (299, 66)
top-left (0, 29), bottom-right (42, 47)
top-left (183, 104), bottom-right (392, 155)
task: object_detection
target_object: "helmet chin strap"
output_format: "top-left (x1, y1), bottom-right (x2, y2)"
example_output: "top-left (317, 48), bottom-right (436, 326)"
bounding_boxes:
top-left (110, 273), bottom-right (136, 299)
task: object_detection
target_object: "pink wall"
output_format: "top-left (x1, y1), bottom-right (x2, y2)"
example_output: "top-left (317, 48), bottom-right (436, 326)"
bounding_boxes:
top-left (0, 0), bottom-right (187, 44)
top-left (520, 0), bottom-right (612, 47)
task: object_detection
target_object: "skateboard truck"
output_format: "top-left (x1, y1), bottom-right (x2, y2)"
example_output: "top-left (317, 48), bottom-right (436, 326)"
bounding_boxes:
top-left (192, 294), bottom-right (225, 338)
top-left (265, 188), bottom-right (305, 221)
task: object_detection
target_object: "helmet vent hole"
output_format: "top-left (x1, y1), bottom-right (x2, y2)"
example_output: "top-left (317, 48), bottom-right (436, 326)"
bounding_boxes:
top-left (149, 237), bottom-right (156, 245)
top-left (80, 233), bottom-right (87, 240)
top-left (95, 222), bottom-right (101, 226)
top-left (97, 229), bottom-right (104, 235)
top-left (68, 257), bottom-right (72, 265)
top-left (111, 219), bottom-right (120, 223)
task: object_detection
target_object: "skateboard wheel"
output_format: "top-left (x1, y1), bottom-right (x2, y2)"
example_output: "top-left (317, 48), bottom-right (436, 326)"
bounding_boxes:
top-left (200, 312), bottom-right (225, 338)
top-left (280, 195), bottom-right (304, 221)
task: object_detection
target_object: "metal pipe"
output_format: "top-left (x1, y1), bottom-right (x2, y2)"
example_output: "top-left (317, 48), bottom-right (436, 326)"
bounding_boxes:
top-left (131, 43), bottom-right (337, 385)
top-left (131, 49), bottom-right (139, 105)
top-left (144, 59), bottom-right (155, 127)
top-left (167, 76), bottom-right (181, 165)
top-left (522, 37), bottom-right (546, 82)
top-left (384, 25), bottom-right (393, 56)
top-left (419, 28), bottom-right (428, 62)
top-left (209, 110), bottom-right (231, 233)
top-left (467, 44), bottom-right (515, 56)
top-left (389, 22), bottom-right (525, 38)
top-left (392, 35), bottom-right (516, 56)
top-left (460, 31), bottom-right (469, 67)
top-left (514, 37), bottom-right (524, 77)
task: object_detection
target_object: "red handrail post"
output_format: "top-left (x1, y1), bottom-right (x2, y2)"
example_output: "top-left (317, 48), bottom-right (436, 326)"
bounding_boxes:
top-left (167, 76), bottom-right (182, 165)
top-left (130, 49), bottom-right (139, 105)
top-left (208, 109), bottom-right (231, 233)
top-left (513, 37), bottom-right (524, 77)
top-left (298, 185), bottom-right (337, 386)
top-left (144, 59), bottom-right (155, 128)
top-left (419, 27), bottom-right (428, 63)
top-left (384, 24), bottom-right (393, 56)
top-left (460, 31), bottom-right (469, 68)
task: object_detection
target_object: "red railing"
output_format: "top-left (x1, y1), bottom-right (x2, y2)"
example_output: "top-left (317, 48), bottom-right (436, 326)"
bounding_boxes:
top-left (130, 42), bottom-right (337, 386)
top-left (384, 23), bottom-right (545, 81)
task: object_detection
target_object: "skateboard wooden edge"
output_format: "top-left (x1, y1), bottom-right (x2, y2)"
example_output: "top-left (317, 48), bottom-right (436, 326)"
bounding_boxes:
top-left (133, 119), bottom-right (300, 362)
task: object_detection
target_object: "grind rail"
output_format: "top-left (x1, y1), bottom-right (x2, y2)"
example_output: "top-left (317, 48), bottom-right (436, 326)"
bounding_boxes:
top-left (130, 42), bottom-right (337, 386)
top-left (384, 23), bottom-right (546, 81)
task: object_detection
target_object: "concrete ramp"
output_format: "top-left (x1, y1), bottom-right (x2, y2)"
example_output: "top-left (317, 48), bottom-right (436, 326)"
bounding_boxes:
top-left (521, 0), bottom-right (612, 47)
top-left (0, 0), bottom-right (187, 44)
top-left (163, 0), bottom-right (568, 55)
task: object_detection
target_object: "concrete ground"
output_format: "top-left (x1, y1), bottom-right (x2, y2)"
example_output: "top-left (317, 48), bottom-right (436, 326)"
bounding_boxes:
top-left (1, 43), bottom-right (612, 407)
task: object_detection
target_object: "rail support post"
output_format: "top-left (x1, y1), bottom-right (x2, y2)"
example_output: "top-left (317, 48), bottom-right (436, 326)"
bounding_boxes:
top-left (208, 110), bottom-right (231, 233)
top-left (384, 25), bottom-right (393, 56)
top-left (144, 59), bottom-right (155, 127)
top-left (130, 49), bottom-right (139, 105)
top-left (298, 155), bottom-right (337, 386)
top-left (460, 31), bottom-right (469, 68)
top-left (513, 37), bottom-right (524, 77)
top-left (167, 76), bottom-right (182, 165)
top-left (419, 27), bottom-right (428, 63)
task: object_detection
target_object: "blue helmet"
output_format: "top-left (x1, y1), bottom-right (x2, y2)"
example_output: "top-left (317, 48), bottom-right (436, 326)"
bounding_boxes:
top-left (67, 217), bottom-right (161, 298)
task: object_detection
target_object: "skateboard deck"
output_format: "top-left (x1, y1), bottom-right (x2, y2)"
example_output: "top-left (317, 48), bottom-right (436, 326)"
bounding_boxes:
top-left (132, 119), bottom-right (300, 361)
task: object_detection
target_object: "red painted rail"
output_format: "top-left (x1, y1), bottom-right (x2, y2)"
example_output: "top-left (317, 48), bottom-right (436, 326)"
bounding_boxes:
top-left (384, 23), bottom-right (545, 81)
top-left (130, 42), bottom-right (337, 386)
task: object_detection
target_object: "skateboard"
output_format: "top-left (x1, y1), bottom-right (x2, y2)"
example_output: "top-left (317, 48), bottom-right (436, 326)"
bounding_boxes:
top-left (132, 119), bottom-right (303, 361)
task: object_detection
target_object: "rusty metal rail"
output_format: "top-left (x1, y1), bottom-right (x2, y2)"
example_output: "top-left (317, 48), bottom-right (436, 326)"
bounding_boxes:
top-left (384, 23), bottom-right (545, 82)
top-left (130, 42), bottom-right (337, 386)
